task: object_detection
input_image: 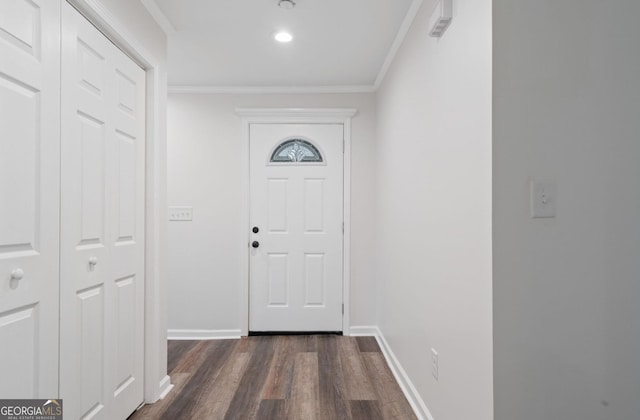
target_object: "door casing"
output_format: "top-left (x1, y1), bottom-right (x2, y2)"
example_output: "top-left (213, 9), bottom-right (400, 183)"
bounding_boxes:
top-left (237, 108), bottom-right (357, 336)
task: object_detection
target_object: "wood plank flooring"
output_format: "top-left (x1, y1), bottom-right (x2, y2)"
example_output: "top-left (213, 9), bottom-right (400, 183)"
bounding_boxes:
top-left (129, 335), bottom-right (417, 420)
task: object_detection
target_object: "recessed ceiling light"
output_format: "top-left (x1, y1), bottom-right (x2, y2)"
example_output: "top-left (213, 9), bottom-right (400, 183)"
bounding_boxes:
top-left (274, 31), bottom-right (293, 43)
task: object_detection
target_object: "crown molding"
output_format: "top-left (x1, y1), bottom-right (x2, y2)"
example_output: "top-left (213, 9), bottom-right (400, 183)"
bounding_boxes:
top-left (168, 85), bottom-right (377, 95)
top-left (235, 107), bottom-right (357, 119)
top-left (373, 0), bottom-right (424, 90)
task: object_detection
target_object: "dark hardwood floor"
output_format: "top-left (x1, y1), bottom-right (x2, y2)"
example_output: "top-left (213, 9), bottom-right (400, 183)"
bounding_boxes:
top-left (129, 335), bottom-right (417, 420)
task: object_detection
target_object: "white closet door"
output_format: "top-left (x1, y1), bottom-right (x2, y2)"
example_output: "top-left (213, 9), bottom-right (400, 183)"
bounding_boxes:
top-left (60, 3), bottom-right (146, 419)
top-left (107, 22), bottom-right (146, 420)
top-left (0, 0), bottom-right (60, 398)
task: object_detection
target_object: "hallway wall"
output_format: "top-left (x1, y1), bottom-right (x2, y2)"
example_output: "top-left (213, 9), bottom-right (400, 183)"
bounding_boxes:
top-left (493, 1), bottom-right (640, 419)
top-left (166, 93), bottom-right (377, 333)
top-left (100, 0), bottom-right (166, 62)
top-left (375, 0), bottom-right (493, 418)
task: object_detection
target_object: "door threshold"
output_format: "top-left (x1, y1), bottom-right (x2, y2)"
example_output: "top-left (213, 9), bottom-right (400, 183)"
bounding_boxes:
top-left (248, 331), bottom-right (343, 336)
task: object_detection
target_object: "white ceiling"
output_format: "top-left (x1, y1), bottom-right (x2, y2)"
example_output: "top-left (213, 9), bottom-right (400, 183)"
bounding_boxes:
top-left (141, 0), bottom-right (424, 91)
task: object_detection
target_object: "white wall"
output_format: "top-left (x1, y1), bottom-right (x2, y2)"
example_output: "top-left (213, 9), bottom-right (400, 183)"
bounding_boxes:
top-left (166, 93), bottom-right (377, 333)
top-left (375, 0), bottom-right (493, 418)
top-left (493, 1), bottom-right (640, 419)
top-left (99, 0), bottom-right (166, 62)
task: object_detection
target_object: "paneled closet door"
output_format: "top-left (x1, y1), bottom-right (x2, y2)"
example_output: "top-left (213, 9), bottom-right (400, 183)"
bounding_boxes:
top-left (0, 0), bottom-right (60, 398)
top-left (60, 3), bottom-right (146, 419)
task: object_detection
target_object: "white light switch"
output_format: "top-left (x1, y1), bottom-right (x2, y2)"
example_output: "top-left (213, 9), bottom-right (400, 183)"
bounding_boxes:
top-left (530, 180), bottom-right (556, 218)
top-left (169, 206), bottom-right (193, 221)
top-left (431, 348), bottom-right (439, 381)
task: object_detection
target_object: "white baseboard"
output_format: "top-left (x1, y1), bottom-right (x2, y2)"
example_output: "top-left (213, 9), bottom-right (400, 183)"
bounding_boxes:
top-left (157, 375), bottom-right (173, 400)
top-left (348, 325), bottom-right (380, 336)
top-left (167, 329), bottom-right (242, 340)
top-left (372, 327), bottom-right (435, 420)
top-left (350, 326), bottom-right (434, 420)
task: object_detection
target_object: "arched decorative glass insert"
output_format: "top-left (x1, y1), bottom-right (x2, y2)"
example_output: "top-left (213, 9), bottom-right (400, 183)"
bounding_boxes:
top-left (270, 139), bottom-right (323, 163)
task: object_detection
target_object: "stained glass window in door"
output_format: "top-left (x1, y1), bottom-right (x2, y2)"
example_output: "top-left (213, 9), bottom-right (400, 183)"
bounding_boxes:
top-left (270, 139), bottom-right (323, 163)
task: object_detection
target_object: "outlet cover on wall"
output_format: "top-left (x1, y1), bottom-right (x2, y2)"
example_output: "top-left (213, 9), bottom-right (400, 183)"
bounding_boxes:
top-left (169, 206), bottom-right (193, 221)
top-left (431, 348), bottom-right (439, 381)
top-left (530, 180), bottom-right (557, 218)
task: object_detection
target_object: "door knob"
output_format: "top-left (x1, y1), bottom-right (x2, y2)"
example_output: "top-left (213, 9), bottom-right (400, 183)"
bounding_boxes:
top-left (10, 268), bottom-right (24, 281)
top-left (252, 241), bottom-right (260, 248)
top-left (89, 257), bottom-right (98, 266)
top-left (252, 226), bottom-right (259, 234)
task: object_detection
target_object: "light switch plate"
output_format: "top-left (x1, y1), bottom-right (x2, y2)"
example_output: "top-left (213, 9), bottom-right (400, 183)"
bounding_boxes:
top-left (169, 206), bottom-right (193, 221)
top-left (431, 348), bottom-right (439, 381)
top-left (530, 180), bottom-right (556, 218)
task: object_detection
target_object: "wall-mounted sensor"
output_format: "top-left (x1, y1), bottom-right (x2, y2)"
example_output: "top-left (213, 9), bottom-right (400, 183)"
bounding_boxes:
top-left (278, 0), bottom-right (295, 10)
top-left (429, 0), bottom-right (453, 38)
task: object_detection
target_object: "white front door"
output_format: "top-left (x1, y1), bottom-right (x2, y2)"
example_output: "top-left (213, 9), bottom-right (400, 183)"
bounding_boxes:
top-left (250, 124), bottom-right (343, 332)
top-left (60, 3), bottom-right (146, 419)
top-left (0, 0), bottom-right (60, 398)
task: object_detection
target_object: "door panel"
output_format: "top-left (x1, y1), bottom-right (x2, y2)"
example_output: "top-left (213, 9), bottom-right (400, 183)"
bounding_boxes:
top-left (115, 132), bottom-right (136, 242)
top-left (0, 0), bottom-right (60, 398)
top-left (78, 285), bottom-right (105, 418)
top-left (250, 124), bottom-right (343, 332)
top-left (0, 75), bottom-right (39, 252)
top-left (304, 254), bottom-right (325, 305)
top-left (304, 179), bottom-right (325, 232)
top-left (268, 253), bottom-right (288, 306)
top-left (267, 179), bottom-right (288, 232)
top-left (0, 304), bottom-right (37, 396)
top-left (61, 3), bottom-right (145, 419)
top-left (77, 112), bottom-right (107, 246)
top-left (0, 0), bottom-right (40, 57)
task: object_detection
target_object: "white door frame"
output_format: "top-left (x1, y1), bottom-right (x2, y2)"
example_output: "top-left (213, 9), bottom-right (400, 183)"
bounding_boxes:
top-left (66, 0), bottom-right (170, 403)
top-left (236, 108), bottom-right (357, 336)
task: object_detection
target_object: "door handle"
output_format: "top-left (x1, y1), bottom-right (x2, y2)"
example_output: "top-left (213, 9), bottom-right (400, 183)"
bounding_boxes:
top-left (10, 268), bottom-right (24, 281)
top-left (252, 226), bottom-right (259, 233)
top-left (252, 241), bottom-right (260, 248)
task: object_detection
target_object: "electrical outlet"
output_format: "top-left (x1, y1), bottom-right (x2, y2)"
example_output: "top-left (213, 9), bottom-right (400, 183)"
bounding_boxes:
top-left (169, 206), bottom-right (193, 221)
top-left (431, 348), bottom-right (439, 381)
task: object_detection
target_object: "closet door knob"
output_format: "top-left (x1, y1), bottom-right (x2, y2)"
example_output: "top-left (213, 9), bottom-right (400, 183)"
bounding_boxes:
top-left (252, 241), bottom-right (260, 248)
top-left (10, 268), bottom-right (24, 281)
top-left (89, 257), bottom-right (98, 266)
